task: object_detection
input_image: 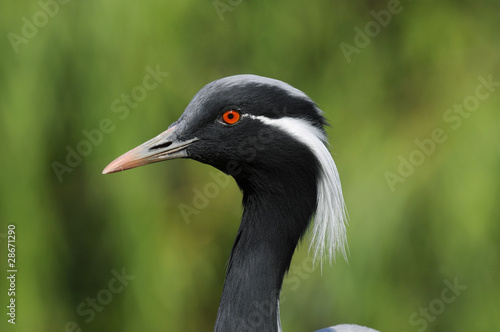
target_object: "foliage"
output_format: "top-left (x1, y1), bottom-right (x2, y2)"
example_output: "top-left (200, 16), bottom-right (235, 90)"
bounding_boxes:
top-left (0, 1), bottom-right (499, 331)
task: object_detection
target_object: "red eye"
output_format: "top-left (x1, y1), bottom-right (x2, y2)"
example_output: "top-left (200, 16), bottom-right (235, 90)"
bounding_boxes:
top-left (222, 110), bottom-right (240, 124)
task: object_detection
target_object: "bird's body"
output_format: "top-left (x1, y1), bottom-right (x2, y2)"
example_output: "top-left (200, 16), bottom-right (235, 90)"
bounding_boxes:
top-left (103, 75), bottom-right (378, 332)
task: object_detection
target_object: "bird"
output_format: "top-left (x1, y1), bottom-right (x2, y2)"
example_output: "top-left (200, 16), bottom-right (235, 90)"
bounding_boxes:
top-left (103, 74), bottom-right (379, 332)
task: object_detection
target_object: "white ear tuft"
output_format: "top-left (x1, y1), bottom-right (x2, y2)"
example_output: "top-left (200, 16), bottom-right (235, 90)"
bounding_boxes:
top-left (247, 114), bottom-right (348, 265)
top-left (309, 136), bottom-right (349, 265)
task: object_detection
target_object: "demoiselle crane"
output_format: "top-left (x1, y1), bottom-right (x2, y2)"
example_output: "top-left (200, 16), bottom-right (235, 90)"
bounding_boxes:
top-left (103, 75), bottom-right (379, 332)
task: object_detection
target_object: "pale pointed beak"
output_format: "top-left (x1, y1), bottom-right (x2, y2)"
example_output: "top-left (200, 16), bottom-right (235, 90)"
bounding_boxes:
top-left (102, 125), bottom-right (198, 174)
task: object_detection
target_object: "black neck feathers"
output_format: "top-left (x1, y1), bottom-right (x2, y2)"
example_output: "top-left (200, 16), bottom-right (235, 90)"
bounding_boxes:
top-left (215, 145), bottom-right (320, 332)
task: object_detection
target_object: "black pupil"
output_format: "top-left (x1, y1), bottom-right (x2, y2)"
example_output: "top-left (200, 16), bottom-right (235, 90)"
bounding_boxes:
top-left (227, 112), bottom-right (234, 119)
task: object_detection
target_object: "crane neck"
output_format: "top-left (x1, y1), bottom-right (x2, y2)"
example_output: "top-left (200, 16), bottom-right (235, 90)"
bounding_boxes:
top-left (214, 176), bottom-right (318, 332)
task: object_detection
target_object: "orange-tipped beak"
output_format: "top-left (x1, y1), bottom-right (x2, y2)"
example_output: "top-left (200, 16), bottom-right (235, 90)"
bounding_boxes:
top-left (102, 125), bottom-right (198, 174)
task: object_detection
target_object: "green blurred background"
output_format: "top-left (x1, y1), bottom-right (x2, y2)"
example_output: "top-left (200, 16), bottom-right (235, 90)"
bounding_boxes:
top-left (1, 1), bottom-right (499, 331)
